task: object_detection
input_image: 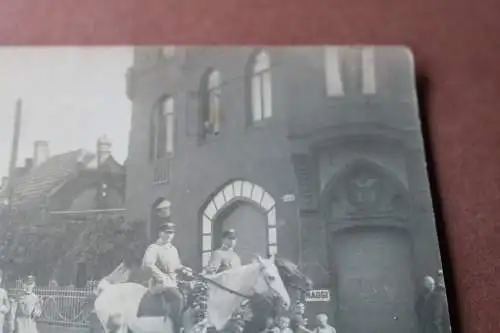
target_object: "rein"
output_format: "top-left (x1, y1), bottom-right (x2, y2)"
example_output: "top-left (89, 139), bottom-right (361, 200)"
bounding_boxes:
top-left (195, 273), bottom-right (253, 299)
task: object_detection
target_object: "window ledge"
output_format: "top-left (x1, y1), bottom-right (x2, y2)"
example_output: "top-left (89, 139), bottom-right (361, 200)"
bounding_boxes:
top-left (249, 117), bottom-right (272, 129)
top-left (197, 131), bottom-right (223, 146)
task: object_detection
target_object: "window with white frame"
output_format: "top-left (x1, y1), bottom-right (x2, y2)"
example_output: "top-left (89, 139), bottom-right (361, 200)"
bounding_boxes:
top-left (202, 70), bottom-right (222, 135)
top-left (251, 51), bottom-right (272, 122)
top-left (164, 97), bottom-right (175, 154)
top-left (150, 96), bottom-right (175, 160)
top-left (324, 47), bottom-right (344, 96)
top-left (361, 47), bottom-right (376, 94)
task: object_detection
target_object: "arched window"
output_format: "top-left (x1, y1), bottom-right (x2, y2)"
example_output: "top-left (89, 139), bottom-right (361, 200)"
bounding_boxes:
top-left (251, 51), bottom-right (272, 122)
top-left (150, 198), bottom-right (172, 239)
top-left (201, 69), bottom-right (222, 136)
top-left (361, 47), bottom-right (376, 94)
top-left (150, 96), bottom-right (175, 160)
top-left (324, 47), bottom-right (344, 96)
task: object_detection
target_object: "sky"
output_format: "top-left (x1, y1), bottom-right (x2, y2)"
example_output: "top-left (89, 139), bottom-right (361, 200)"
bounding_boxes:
top-left (0, 46), bottom-right (133, 178)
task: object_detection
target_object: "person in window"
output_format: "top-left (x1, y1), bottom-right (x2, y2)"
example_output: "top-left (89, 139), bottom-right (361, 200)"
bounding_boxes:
top-left (142, 222), bottom-right (193, 333)
top-left (0, 270), bottom-right (10, 333)
top-left (204, 229), bottom-right (241, 275)
top-left (11, 276), bottom-right (41, 333)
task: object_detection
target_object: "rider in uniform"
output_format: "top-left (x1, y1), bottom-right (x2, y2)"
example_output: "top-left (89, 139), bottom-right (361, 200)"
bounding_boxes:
top-left (142, 222), bottom-right (192, 333)
top-left (205, 229), bottom-right (241, 274)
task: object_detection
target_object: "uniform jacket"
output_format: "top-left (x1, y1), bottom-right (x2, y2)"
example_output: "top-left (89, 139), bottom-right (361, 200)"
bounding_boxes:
top-left (142, 242), bottom-right (183, 289)
top-left (313, 326), bottom-right (337, 333)
top-left (205, 247), bottom-right (241, 274)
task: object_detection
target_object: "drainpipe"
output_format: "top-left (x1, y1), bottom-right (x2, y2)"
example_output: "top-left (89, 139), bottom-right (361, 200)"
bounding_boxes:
top-left (297, 204), bottom-right (303, 269)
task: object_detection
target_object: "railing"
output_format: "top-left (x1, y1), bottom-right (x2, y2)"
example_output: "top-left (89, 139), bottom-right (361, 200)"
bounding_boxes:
top-left (8, 282), bottom-right (97, 329)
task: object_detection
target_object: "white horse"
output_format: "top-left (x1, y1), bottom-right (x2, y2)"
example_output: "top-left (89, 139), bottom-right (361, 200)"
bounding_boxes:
top-left (94, 256), bottom-right (290, 333)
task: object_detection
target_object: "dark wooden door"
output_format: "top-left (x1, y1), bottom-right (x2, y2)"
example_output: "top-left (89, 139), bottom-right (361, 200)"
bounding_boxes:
top-left (332, 227), bottom-right (417, 333)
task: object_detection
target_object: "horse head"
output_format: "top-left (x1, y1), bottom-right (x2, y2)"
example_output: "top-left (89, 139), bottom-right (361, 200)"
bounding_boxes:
top-left (274, 256), bottom-right (313, 292)
top-left (254, 256), bottom-right (291, 311)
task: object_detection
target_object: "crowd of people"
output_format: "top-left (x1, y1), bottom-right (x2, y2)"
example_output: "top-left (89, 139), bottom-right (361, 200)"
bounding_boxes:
top-left (0, 273), bottom-right (41, 333)
top-left (260, 312), bottom-right (336, 333)
top-left (0, 220), bottom-right (452, 333)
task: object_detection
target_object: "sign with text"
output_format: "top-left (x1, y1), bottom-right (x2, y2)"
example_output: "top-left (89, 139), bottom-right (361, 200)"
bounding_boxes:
top-left (305, 289), bottom-right (331, 302)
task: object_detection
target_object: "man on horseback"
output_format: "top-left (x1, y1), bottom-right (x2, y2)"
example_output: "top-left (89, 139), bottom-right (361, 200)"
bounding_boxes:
top-left (204, 229), bottom-right (241, 274)
top-left (142, 222), bottom-right (192, 333)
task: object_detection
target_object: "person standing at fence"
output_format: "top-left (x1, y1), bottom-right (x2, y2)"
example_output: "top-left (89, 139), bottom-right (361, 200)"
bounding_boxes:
top-left (10, 276), bottom-right (41, 333)
top-left (0, 270), bottom-right (10, 333)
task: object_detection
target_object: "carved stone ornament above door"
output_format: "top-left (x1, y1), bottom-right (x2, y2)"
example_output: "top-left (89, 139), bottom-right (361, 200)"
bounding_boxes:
top-left (325, 160), bottom-right (410, 220)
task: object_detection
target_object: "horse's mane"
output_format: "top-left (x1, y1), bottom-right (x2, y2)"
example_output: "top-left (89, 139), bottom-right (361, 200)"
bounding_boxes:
top-left (274, 256), bottom-right (296, 268)
top-left (274, 256), bottom-right (302, 276)
top-left (274, 256), bottom-right (313, 291)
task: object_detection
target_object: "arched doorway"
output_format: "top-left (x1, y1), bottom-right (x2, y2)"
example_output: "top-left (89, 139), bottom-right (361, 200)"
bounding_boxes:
top-left (200, 180), bottom-right (277, 267)
top-left (321, 159), bottom-right (417, 333)
top-left (150, 198), bottom-right (171, 240)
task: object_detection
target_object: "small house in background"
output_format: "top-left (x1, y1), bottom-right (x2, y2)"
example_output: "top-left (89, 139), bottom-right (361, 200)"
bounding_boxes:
top-left (0, 135), bottom-right (126, 286)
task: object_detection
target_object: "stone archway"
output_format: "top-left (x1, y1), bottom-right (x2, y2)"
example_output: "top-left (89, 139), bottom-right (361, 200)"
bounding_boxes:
top-left (321, 159), bottom-right (417, 333)
top-left (200, 180), bottom-right (277, 267)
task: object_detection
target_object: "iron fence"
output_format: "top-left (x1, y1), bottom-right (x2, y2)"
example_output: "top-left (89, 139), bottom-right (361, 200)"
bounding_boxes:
top-left (8, 281), bottom-right (98, 329)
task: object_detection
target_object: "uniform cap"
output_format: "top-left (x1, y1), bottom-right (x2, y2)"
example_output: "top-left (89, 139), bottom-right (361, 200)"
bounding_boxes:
top-left (159, 222), bottom-right (176, 232)
top-left (222, 229), bottom-right (237, 239)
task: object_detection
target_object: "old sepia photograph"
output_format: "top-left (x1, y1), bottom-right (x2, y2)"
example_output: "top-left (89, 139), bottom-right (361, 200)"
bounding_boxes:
top-left (0, 46), bottom-right (451, 333)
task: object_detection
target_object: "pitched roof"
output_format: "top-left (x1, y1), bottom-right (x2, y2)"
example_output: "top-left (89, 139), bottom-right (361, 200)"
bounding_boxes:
top-left (10, 149), bottom-right (95, 209)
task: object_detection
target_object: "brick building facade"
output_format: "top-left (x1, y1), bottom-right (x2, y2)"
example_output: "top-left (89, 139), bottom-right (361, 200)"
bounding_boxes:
top-left (125, 46), bottom-right (442, 333)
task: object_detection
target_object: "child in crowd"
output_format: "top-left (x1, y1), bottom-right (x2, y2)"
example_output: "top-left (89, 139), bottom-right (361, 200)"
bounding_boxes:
top-left (276, 316), bottom-right (293, 333)
top-left (260, 317), bottom-right (280, 333)
top-left (313, 314), bottom-right (336, 333)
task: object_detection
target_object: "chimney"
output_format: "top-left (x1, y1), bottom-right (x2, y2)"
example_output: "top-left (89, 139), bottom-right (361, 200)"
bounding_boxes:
top-left (33, 141), bottom-right (50, 167)
top-left (24, 158), bottom-right (33, 170)
top-left (1, 177), bottom-right (8, 191)
top-left (97, 135), bottom-right (112, 166)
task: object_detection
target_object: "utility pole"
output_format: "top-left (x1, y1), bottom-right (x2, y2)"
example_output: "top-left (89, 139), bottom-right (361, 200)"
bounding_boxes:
top-left (7, 99), bottom-right (22, 220)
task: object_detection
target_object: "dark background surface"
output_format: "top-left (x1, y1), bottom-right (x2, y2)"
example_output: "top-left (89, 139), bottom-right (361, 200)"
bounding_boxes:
top-left (0, 1), bottom-right (499, 332)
